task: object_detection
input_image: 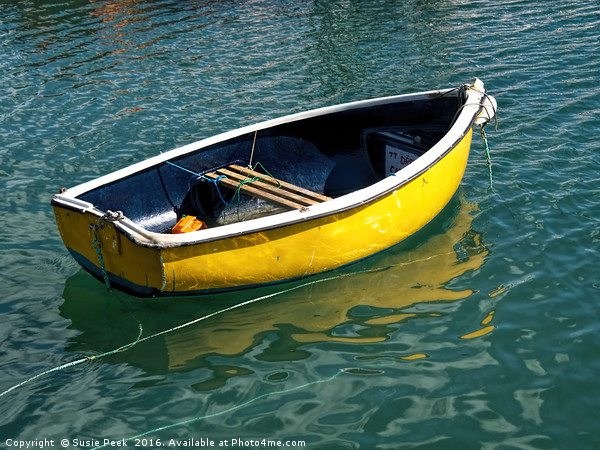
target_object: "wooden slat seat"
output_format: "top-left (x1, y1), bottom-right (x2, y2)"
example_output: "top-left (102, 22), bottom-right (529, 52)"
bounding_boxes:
top-left (204, 164), bottom-right (331, 210)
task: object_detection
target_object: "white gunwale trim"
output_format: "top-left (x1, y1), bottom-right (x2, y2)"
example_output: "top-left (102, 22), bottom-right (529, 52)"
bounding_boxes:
top-left (53, 81), bottom-right (493, 249)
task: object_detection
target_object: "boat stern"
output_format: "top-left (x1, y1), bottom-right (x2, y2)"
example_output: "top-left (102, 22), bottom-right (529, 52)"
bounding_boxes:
top-left (52, 197), bottom-right (165, 296)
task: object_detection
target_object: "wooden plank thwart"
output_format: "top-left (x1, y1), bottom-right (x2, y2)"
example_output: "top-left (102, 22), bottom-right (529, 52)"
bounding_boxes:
top-left (204, 164), bottom-right (331, 210)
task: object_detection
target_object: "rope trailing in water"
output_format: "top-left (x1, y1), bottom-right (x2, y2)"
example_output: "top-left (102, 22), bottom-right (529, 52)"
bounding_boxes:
top-left (0, 271), bottom-right (355, 400)
top-left (0, 211), bottom-right (148, 400)
top-left (91, 369), bottom-right (354, 449)
top-left (480, 125), bottom-right (493, 190)
top-left (0, 245), bottom-right (480, 400)
top-left (0, 323), bottom-right (143, 399)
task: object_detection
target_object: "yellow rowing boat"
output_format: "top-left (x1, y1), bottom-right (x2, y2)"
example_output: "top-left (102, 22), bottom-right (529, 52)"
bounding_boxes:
top-left (51, 79), bottom-right (496, 297)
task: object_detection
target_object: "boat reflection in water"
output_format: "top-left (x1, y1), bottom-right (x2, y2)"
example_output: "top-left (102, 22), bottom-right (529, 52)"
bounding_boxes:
top-left (60, 193), bottom-right (488, 379)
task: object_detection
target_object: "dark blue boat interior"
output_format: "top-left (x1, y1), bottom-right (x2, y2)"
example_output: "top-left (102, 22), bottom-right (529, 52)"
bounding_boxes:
top-left (79, 92), bottom-right (466, 233)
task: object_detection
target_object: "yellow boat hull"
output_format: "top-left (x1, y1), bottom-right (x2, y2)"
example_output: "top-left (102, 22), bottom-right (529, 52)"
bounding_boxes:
top-left (53, 129), bottom-right (472, 296)
top-left (52, 80), bottom-right (496, 297)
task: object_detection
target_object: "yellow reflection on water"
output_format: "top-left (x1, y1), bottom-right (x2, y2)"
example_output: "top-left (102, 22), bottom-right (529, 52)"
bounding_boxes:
top-left (459, 325), bottom-right (495, 340)
top-left (460, 310), bottom-right (496, 339)
top-left (399, 353), bottom-right (428, 361)
top-left (164, 198), bottom-right (487, 367)
top-left (61, 195), bottom-right (489, 372)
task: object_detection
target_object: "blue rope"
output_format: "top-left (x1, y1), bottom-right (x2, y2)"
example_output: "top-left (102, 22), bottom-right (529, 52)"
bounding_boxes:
top-left (165, 160), bottom-right (201, 177)
top-left (212, 175), bottom-right (229, 206)
top-left (165, 160), bottom-right (228, 206)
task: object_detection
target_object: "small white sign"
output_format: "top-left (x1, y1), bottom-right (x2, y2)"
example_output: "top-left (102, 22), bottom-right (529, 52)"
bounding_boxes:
top-left (385, 144), bottom-right (418, 174)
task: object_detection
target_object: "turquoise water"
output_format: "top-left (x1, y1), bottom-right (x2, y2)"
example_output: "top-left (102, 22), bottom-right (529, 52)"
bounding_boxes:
top-left (1, 0), bottom-right (599, 448)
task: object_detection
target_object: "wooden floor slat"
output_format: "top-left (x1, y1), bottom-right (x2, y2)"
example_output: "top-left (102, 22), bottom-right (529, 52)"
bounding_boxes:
top-left (204, 165), bottom-right (331, 210)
